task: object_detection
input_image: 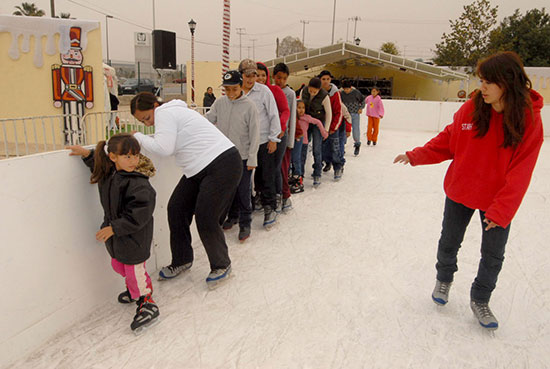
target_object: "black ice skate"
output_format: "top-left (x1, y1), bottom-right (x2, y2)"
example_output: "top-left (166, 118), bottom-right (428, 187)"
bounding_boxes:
top-left (131, 294), bottom-right (160, 335)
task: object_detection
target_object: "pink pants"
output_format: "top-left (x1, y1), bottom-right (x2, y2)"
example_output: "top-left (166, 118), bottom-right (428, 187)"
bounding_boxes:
top-left (111, 259), bottom-right (153, 300)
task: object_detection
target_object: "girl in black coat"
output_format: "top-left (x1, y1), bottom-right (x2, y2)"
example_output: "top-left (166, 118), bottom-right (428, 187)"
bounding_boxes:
top-left (67, 133), bottom-right (159, 334)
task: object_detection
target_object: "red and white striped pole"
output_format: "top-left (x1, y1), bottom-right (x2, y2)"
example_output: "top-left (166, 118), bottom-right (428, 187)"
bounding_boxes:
top-left (191, 32), bottom-right (195, 104)
top-left (221, 0), bottom-right (230, 94)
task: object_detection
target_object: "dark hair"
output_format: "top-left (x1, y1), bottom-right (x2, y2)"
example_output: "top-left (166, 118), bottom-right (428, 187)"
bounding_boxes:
top-left (130, 92), bottom-right (163, 115)
top-left (308, 77), bottom-right (322, 89)
top-left (318, 70), bottom-right (333, 78)
top-left (273, 63), bottom-right (289, 76)
top-left (256, 63), bottom-right (268, 75)
top-left (473, 51), bottom-right (532, 148)
top-left (296, 99), bottom-right (305, 107)
top-left (90, 133), bottom-right (141, 184)
top-left (342, 79), bottom-right (352, 88)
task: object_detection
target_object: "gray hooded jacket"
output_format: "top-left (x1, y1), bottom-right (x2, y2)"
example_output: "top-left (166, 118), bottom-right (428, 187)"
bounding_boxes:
top-left (206, 93), bottom-right (260, 167)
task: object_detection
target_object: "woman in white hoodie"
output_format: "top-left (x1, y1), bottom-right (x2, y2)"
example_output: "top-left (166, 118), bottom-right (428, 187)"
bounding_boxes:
top-left (131, 92), bottom-right (242, 290)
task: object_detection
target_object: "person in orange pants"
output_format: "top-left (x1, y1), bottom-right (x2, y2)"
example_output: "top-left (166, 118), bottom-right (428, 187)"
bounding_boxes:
top-left (365, 87), bottom-right (385, 145)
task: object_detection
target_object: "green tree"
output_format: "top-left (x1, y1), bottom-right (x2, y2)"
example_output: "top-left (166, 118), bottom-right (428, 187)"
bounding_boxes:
top-left (433, 0), bottom-right (498, 67)
top-left (380, 42), bottom-right (399, 55)
top-left (278, 36), bottom-right (306, 57)
top-left (60, 12), bottom-right (72, 19)
top-left (13, 2), bottom-right (45, 16)
top-left (489, 8), bottom-right (550, 67)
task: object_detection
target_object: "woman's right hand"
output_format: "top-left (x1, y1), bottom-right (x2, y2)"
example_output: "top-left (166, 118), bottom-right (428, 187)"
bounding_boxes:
top-left (393, 154), bottom-right (410, 165)
top-left (66, 145), bottom-right (91, 158)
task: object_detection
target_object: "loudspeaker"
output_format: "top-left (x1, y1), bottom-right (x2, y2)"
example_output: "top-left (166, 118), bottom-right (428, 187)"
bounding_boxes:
top-left (152, 30), bottom-right (176, 69)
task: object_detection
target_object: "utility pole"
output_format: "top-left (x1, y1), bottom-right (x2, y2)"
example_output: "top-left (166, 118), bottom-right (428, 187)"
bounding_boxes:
top-left (50, 0), bottom-right (55, 17)
top-left (350, 16), bottom-right (361, 39)
top-left (250, 39), bottom-right (257, 60)
top-left (236, 27), bottom-right (246, 60)
top-left (105, 15), bottom-right (113, 65)
top-left (300, 20), bottom-right (309, 46)
top-left (331, 0), bottom-right (336, 44)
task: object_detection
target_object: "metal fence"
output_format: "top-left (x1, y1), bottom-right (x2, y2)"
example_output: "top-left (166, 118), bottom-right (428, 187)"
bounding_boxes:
top-left (0, 109), bottom-right (153, 159)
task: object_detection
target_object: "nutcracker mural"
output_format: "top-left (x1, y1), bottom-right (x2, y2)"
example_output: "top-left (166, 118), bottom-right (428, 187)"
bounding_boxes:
top-left (52, 27), bottom-right (94, 144)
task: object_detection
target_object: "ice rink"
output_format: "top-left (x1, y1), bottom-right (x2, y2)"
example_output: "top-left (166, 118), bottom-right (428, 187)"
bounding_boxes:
top-left (9, 129), bottom-right (550, 369)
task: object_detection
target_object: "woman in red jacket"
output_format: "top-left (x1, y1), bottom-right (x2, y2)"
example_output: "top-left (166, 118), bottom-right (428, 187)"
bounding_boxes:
top-left (394, 51), bottom-right (544, 330)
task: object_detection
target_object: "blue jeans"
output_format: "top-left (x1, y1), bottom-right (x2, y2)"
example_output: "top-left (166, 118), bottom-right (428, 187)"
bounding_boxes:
top-left (291, 137), bottom-right (304, 176)
top-left (436, 197), bottom-right (510, 303)
top-left (338, 122), bottom-right (347, 165)
top-left (322, 131), bottom-right (343, 171)
top-left (306, 124), bottom-right (323, 177)
top-left (351, 113), bottom-right (361, 146)
top-left (227, 160), bottom-right (253, 228)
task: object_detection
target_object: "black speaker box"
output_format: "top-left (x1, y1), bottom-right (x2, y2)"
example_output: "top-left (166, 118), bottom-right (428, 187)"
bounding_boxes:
top-left (152, 30), bottom-right (176, 69)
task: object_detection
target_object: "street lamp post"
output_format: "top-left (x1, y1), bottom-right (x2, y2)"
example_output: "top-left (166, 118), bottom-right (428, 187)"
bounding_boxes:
top-left (188, 19), bottom-right (197, 105)
top-left (105, 15), bottom-right (113, 65)
top-left (354, 37), bottom-right (361, 46)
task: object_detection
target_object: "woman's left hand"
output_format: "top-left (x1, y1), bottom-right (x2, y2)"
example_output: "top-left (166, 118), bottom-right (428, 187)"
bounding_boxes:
top-left (96, 226), bottom-right (114, 242)
top-left (483, 218), bottom-right (498, 231)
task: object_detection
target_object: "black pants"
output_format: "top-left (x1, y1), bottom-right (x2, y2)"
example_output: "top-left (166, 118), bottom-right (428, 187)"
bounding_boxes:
top-left (227, 160), bottom-right (253, 228)
top-left (255, 142), bottom-right (278, 209)
top-left (167, 147), bottom-right (242, 270)
top-left (274, 132), bottom-right (288, 194)
top-left (436, 197), bottom-right (510, 303)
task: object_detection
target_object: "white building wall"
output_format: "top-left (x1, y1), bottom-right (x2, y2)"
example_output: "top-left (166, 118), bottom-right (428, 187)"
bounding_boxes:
top-left (1, 100), bottom-right (548, 367)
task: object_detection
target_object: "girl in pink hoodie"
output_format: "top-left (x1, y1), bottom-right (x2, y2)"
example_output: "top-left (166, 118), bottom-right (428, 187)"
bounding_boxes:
top-left (365, 87), bottom-right (385, 145)
top-left (290, 100), bottom-right (328, 193)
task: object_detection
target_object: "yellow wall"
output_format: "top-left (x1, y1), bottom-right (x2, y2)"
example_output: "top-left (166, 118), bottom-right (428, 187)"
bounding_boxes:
top-left (0, 26), bottom-right (105, 119)
top-left (0, 20), bottom-right (105, 150)
top-left (186, 61), bottom-right (240, 106)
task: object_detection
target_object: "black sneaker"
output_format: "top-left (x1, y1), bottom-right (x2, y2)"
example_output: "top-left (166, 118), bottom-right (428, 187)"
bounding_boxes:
top-left (354, 145), bottom-right (360, 156)
top-left (238, 226), bottom-right (251, 242)
top-left (367, 140), bottom-right (371, 145)
top-left (222, 217), bottom-right (238, 230)
top-left (373, 141), bottom-right (377, 146)
top-left (323, 162), bottom-right (332, 172)
top-left (131, 295), bottom-right (160, 334)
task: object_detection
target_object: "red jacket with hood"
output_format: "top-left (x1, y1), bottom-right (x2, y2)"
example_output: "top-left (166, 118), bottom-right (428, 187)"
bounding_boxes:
top-left (406, 90), bottom-right (544, 228)
top-left (257, 62), bottom-right (290, 133)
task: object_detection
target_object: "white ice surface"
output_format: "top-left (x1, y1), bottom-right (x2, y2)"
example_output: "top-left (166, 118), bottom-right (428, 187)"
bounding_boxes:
top-left (8, 130), bottom-right (550, 369)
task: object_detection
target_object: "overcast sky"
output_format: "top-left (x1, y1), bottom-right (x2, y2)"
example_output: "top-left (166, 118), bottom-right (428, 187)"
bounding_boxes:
top-left (1, 0), bottom-right (548, 65)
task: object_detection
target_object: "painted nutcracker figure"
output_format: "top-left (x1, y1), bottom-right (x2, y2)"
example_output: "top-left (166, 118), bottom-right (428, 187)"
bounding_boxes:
top-left (52, 26), bottom-right (94, 145)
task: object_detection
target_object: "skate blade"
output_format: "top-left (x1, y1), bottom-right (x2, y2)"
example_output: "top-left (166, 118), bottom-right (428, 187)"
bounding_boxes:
top-left (207, 274), bottom-right (232, 291)
top-left (132, 316), bottom-right (160, 336)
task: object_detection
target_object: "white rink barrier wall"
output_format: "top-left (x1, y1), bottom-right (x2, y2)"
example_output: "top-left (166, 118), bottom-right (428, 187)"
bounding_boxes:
top-left (380, 100), bottom-right (550, 135)
top-left (0, 149), bottom-right (183, 368)
top-left (1, 100), bottom-right (549, 367)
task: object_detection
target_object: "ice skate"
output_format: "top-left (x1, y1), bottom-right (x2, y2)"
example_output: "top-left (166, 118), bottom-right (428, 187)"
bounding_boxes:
top-left (238, 226), bottom-right (251, 242)
top-left (158, 262), bottom-right (192, 281)
top-left (222, 217), bottom-right (238, 230)
top-left (131, 295), bottom-right (160, 335)
top-left (206, 265), bottom-right (232, 290)
top-left (470, 300), bottom-right (498, 330)
top-left (118, 289), bottom-right (136, 304)
top-left (432, 280), bottom-right (452, 305)
top-left (313, 176), bottom-right (321, 188)
top-left (263, 206), bottom-right (277, 230)
top-left (282, 197), bottom-right (293, 213)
